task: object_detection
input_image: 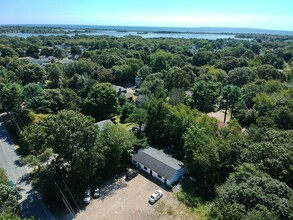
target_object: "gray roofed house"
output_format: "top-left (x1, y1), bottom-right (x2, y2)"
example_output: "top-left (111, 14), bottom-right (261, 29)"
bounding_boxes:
top-left (112, 85), bottom-right (127, 94)
top-left (57, 59), bottom-right (74, 65)
top-left (94, 119), bottom-right (114, 130)
top-left (132, 147), bottom-right (186, 185)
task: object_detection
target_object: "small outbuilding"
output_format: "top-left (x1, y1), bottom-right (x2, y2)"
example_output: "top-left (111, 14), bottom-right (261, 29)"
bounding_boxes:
top-left (132, 147), bottom-right (186, 185)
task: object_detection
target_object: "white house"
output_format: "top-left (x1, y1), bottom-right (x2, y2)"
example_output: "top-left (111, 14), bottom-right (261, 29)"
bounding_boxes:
top-left (132, 147), bottom-right (186, 185)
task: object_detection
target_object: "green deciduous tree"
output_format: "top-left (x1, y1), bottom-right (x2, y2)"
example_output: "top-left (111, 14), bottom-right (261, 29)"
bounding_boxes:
top-left (192, 50), bottom-right (215, 66)
top-left (21, 148), bottom-right (53, 172)
top-left (227, 67), bottom-right (256, 86)
top-left (127, 108), bottom-right (148, 131)
top-left (183, 120), bottom-right (220, 185)
top-left (140, 73), bottom-right (167, 99)
top-left (209, 164), bottom-right (293, 220)
top-left (60, 88), bottom-right (82, 111)
top-left (191, 80), bottom-right (219, 113)
top-left (23, 83), bottom-right (50, 113)
top-left (257, 64), bottom-right (284, 81)
top-left (221, 85), bottom-right (243, 122)
top-left (19, 64), bottom-right (46, 85)
top-left (164, 67), bottom-right (191, 91)
top-left (84, 82), bottom-right (118, 121)
top-left (0, 170), bottom-right (19, 217)
top-left (0, 185), bottom-right (19, 216)
top-left (120, 102), bottom-right (135, 123)
top-left (47, 64), bottom-right (63, 89)
top-left (26, 44), bottom-right (39, 58)
top-left (99, 124), bottom-right (136, 175)
top-left (241, 129), bottom-right (293, 187)
top-left (20, 110), bottom-right (104, 188)
top-left (53, 48), bottom-right (64, 59)
top-left (149, 50), bottom-right (172, 72)
top-left (0, 168), bottom-right (8, 186)
top-left (0, 83), bottom-right (23, 113)
top-left (0, 45), bottom-right (16, 57)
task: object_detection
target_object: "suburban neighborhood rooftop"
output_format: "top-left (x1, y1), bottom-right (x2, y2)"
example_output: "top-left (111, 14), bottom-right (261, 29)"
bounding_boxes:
top-left (94, 119), bottom-right (114, 130)
top-left (132, 147), bottom-right (184, 180)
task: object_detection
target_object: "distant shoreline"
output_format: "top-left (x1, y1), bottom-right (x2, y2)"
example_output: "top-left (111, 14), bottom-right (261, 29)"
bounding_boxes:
top-left (0, 25), bottom-right (236, 35)
top-left (1, 24), bottom-right (293, 36)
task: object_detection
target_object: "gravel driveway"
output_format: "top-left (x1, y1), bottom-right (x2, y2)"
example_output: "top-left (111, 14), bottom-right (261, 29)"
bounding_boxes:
top-left (75, 173), bottom-right (196, 220)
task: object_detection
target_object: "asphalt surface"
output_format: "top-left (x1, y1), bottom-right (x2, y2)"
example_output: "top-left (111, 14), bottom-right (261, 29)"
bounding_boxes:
top-left (0, 121), bottom-right (56, 220)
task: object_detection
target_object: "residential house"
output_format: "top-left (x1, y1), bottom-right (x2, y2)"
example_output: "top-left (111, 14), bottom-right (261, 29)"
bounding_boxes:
top-left (57, 59), bottom-right (74, 65)
top-left (112, 85), bottom-right (127, 94)
top-left (94, 119), bottom-right (114, 131)
top-left (132, 147), bottom-right (186, 185)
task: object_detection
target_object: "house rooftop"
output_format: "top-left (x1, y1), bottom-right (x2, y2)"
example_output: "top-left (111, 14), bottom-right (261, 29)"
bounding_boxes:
top-left (94, 119), bottom-right (114, 130)
top-left (57, 59), bottom-right (74, 65)
top-left (132, 147), bottom-right (184, 180)
top-left (112, 85), bottom-right (126, 93)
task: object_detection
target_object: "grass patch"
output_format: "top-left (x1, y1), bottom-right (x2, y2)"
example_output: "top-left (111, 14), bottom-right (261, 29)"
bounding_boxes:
top-left (113, 115), bottom-right (137, 130)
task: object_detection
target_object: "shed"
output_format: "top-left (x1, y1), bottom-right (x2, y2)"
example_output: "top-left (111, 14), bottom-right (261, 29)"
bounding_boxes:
top-left (132, 147), bottom-right (186, 185)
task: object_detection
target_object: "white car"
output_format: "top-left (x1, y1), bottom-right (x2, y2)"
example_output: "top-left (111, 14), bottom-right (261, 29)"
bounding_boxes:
top-left (83, 189), bottom-right (91, 204)
top-left (149, 190), bottom-right (163, 203)
top-left (93, 188), bottom-right (100, 198)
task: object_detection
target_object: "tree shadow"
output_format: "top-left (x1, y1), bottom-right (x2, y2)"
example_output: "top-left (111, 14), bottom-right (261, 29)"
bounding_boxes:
top-left (18, 173), bottom-right (31, 185)
top-left (99, 173), bottom-right (128, 201)
top-left (14, 159), bottom-right (24, 167)
top-left (138, 170), bottom-right (173, 192)
top-left (18, 189), bottom-right (56, 220)
top-left (0, 125), bottom-right (14, 145)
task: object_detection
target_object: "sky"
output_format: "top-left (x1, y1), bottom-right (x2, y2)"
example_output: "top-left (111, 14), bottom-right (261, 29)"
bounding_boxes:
top-left (1, 0), bottom-right (293, 31)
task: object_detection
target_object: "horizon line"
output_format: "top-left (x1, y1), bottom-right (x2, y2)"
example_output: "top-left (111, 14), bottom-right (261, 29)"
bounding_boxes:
top-left (1, 23), bottom-right (293, 33)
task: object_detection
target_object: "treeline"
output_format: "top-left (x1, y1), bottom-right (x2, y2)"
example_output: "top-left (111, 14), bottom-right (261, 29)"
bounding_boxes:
top-left (0, 34), bottom-right (293, 219)
top-left (0, 26), bottom-right (98, 34)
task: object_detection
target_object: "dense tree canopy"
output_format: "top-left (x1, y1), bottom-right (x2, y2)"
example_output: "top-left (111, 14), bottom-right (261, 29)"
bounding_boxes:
top-left (1, 32), bottom-right (293, 219)
top-left (0, 169), bottom-right (20, 218)
top-left (84, 82), bottom-right (118, 121)
top-left (209, 164), bottom-right (293, 220)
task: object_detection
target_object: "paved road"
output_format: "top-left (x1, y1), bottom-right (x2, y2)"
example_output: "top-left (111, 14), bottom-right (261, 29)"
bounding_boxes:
top-left (0, 122), bottom-right (56, 220)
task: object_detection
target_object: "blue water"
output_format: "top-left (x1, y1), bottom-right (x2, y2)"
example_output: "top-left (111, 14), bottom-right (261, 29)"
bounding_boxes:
top-left (2, 31), bottom-right (236, 40)
top-left (3, 24), bottom-right (293, 35)
top-left (1, 24), bottom-right (292, 39)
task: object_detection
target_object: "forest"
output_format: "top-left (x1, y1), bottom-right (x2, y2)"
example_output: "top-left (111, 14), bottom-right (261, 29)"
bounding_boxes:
top-left (0, 33), bottom-right (293, 219)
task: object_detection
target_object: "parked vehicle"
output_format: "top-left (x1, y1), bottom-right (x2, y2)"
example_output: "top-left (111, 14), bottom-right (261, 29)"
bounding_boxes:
top-left (83, 188), bottom-right (91, 204)
top-left (189, 176), bottom-right (197, 182)
top-left (93, 188), bottom-right (100, 198)
top-left (149, 190), bottom-right (163, 203)
top-left (125, 169), bottom-right (139, 181)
